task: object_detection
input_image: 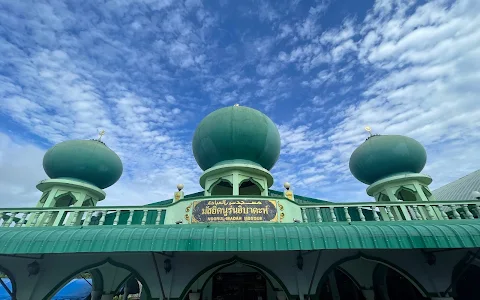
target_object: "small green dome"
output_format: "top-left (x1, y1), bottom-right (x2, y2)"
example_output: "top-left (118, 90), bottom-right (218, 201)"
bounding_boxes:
top-left (43, 140), bottom-right (123, 189)
top-left (192, 106), bottom-right (281, 171)
top-left (349, 135), bottom-right (427, 185)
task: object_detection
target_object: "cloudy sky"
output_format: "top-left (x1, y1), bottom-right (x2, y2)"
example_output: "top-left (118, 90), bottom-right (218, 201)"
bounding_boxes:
top-left (0, 0), bottom-right (479, 207)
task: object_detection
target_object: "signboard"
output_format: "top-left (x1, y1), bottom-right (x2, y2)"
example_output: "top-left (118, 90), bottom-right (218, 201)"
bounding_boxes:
top-left (191, 199), bottom-right (278, 223)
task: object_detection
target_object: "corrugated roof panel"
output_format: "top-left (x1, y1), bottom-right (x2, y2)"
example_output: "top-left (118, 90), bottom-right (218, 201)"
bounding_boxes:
top-left (1, 221), bottom-right (480, 254)
top-left (433, 169), bottom-right (480, 201)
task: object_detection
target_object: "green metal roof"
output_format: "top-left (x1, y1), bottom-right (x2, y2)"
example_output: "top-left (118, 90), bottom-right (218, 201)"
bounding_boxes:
top-left (433, 169), bottom-right (480, 201)
top-left (1, 220), bottom-right (479, 254)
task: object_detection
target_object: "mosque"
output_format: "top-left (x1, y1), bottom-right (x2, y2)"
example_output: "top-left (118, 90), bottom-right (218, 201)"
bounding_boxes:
top-left (0, 105), bottom-right (480, 300)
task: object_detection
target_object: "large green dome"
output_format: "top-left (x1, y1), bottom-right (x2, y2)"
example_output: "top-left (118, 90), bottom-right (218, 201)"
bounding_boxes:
top-left (43, 140), bottom-right (123, 189)
top-left (349, 135), bottom-right (427, 185)
top-left (192, 106), bottom-right (281, 171)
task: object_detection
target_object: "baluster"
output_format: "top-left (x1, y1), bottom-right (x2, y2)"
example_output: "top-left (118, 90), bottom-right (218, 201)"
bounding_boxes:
top-left (15, 213), bottom-right (28, 227)
top-left (127, 210), bottom-right (134, 225)
top-left (83, 211), bottom-right (93, 226)
top-left (301, 208), bottom-right (308, 223)
top-left (385, 207), bottom-right (395, 221)
top-left (141, 210), bottom-right (148, 225)
top-left (30, 212), bottom-right (41, 226)
top-left (113, 210), bottom-right (121, 225)
top-left (413, 205), bottom-right (423, 220)
top-left (43, 212), bottom-right (53, 226)
top-left (450, 205), bottom-right (461, 219)
top-left (344, 207), bottom-right (351, 222)
top-left (315, 208), bottom-right (323, 222)
top-left (438, 205), bottom-right (449, 220)
top-left (371, 206), bottom-right (380, 221)
top-left (3, 212), bottom-right (16, 227)
top-left (462, 205), bottom-right (474, 219)
top-left (69, 211), bottom-right (80, 226)
top-left (475, 204), bottom-right (480, 218)
top-left (329, 207), bottom-right (337, 222)
top-left (155, 209), bottom-right (163, 225)
top-left (357, 207), bottom-right (366, 221)
top-left (425, 205), bottom-right (436, 220)
top-left (99, 210), bottom-right (107, 225)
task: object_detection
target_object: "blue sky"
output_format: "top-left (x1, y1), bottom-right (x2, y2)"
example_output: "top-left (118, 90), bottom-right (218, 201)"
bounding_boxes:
top-left (1, 0), bottom-right (479, 207)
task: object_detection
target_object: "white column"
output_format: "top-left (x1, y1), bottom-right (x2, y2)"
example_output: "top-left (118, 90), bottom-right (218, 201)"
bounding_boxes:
top-left (100, 294), bottom-right (114, 300)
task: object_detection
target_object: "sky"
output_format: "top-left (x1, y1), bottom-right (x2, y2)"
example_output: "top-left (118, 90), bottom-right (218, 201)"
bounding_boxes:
top-left (0, 0), bottom-right (479, 207)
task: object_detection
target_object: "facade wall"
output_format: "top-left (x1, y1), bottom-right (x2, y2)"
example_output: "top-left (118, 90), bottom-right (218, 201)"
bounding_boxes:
top-left (0, 248), bottom-right (474, 299)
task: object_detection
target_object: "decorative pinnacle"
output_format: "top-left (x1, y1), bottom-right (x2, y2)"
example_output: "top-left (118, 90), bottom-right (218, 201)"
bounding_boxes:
top-left (234, 104), bottom-right (239, 107)
top-left (364, 126), bottom-right (373, 136)
top-left (284, 182), bottom-right (291, 189)
top-left (98, 130), bottom-right (106, 141)
top-left (177, 183), bottom-right (184, 191)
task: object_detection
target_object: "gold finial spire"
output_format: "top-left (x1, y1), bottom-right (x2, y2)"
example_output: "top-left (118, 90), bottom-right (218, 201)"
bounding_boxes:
top-left (364, 126), bottom-right (372, 136)
top-left (98, 130), bottom-right (106, 141)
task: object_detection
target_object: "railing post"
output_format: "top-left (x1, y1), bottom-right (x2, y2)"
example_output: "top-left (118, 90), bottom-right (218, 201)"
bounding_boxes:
top-left (343, 207), bottom-right (351, 222)
top-left (425, 205), bottom-right (436, 220)
top-left (385, 207), bottom-right (395, 221)
top-left (127, 210), bottom-right (134, 225)
top-left (371, 206), bottom-right (380, 221)
top-left (141, 210), bottom-right (148, 225)
top-left (30, 212), bottom-right (41, 227)
top-left (83, 211), bottom-right (93, 226)
top-left (450, 205), bottom-right (461, 219)
top-left (357, 207), bottom-right (366, 221)
top-left (438, 205), bottom-right (449, 220)
top-left (99, 210), bottom-right (107, 225)
top-left (301, 208), bottom-right (308, 223)
top-left (462, 205), bottom-right (474, 219)
top-left (155, 209), bottom-right (162, 225)
top-left (329, 207), bottom-right (337, 222)
top-left (15, 213), bottom-right (28, 227)
top-left (3, 212), bottom-right (16, 227)
top-left (315, 208), bottom-right (323, 223)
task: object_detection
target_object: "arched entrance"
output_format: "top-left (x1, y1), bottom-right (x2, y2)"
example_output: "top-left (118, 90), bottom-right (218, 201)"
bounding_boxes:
top-left (211, 179), bottom-right (234, 196)
top-left (373, 264), bottom-right (428, 300)
top-left (179, 257), bottom-right (289, 300)
top-left (44, 259), bottom-right (150, 300)
top-left (239, 178), bottom-right (263, 195)
top-left (317, 268), bottom-right (365, 300)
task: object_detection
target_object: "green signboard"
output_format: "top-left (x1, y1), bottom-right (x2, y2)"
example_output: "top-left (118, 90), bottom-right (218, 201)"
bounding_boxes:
top-left (191, 199), bottom-right (278, 222)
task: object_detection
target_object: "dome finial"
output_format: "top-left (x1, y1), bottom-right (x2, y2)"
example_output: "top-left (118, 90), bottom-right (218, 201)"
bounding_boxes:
top-left (234, 103), bottom-right (239, 107)
top-left (97, 129), bottom-right (106, 141)
top-left (364, 126), bottom-right (373, 136)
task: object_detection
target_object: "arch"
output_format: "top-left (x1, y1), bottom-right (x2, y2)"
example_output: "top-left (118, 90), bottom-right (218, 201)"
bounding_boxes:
top-left (42, 258), bottom-right (152, 300)
top-left (178, 256), bottom-right (291, 300)
top-left (239, 178), bottom-right (264, 195)
top-left (314, 252), bottom-right (429, 298)
top-left (395, 187), bottom-right (418, 202)
top-left (0, 264), bottom-right (16, 299)
top-left (82, 197), bottom-right (94, 207)
top-left (373, 264), bottom-right (428, 300)
top-left (378, 193), bottom-right (389, 202)
top-left (317, 267), bottom-right (366, 300)
top-left (89, 269), bottom-right (104, 292)
top-left (54, 192), bottom-right (77, 207)
top-left (209, 178), bottom-right (233, 196)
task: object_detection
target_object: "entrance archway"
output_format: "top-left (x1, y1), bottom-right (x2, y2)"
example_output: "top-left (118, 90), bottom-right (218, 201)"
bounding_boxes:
top-left (239, 178), bottom-right (263, 195)
top-left (317, 268), bottom-right (365, 300)
top-left (211, 179), bottom-right (234, 196)
top-left (373, 264), bottom-right (428, 300)
top-left (179, 256), bottom-right (289, 300)
top-left (43, 258), bottom-right (151, 300)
